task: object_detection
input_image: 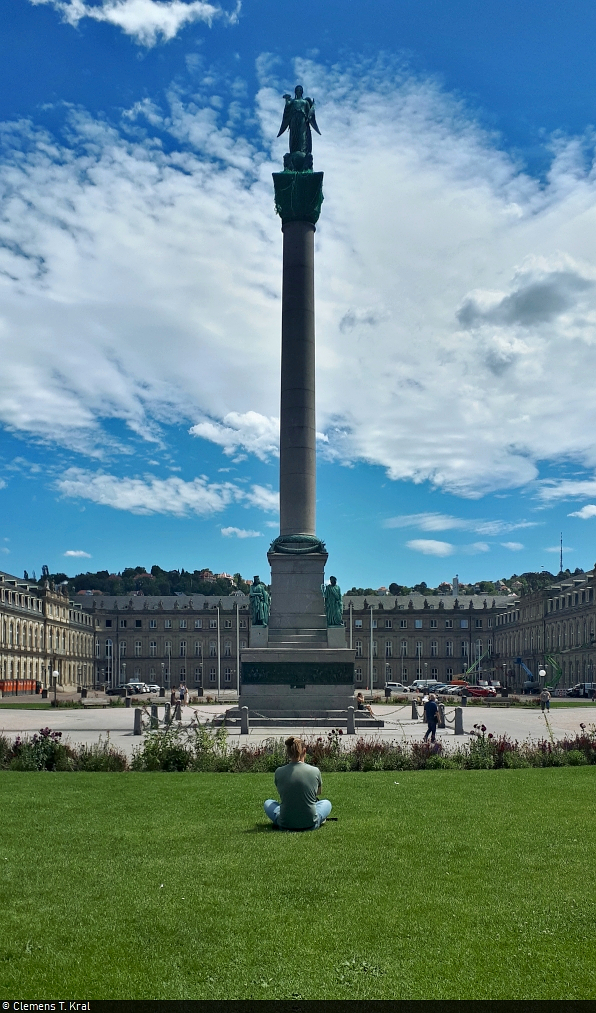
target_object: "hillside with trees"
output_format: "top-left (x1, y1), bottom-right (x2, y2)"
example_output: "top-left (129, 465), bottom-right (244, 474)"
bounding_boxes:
top-left (33, 565), bottom-right (252, 598)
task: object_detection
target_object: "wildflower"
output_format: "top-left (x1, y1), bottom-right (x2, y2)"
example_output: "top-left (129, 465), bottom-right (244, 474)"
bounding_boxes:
top-left (481, 725), bottom-right (487, 733)
top-left (580, 723), bottom-right (586, 730)
top-left (488, 733), bottom-right (493, 739)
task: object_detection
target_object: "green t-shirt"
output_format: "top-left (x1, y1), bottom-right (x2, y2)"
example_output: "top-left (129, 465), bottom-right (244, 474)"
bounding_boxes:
top-left (274, 761), bottom-right (322, 829)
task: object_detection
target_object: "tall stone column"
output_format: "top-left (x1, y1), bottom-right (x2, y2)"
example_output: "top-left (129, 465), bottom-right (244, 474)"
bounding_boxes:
top-left (280, 220), bottom-right (316, 538)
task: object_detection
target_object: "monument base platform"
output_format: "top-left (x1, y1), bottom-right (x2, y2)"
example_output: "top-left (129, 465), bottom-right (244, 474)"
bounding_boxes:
top-left (218, 708), bottom-right (384, 728)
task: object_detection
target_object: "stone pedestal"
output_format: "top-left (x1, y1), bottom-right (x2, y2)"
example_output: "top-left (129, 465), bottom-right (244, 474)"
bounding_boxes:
top-left (240, 646), bottom-right (355, 718)
top-left (267, 550), bottom-right (327, 641)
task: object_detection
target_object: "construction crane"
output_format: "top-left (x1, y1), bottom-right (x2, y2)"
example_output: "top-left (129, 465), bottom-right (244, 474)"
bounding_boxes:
top-left (544, 653), bottom-right (563, 691)
top-left (464, 650), bottom-right (491, 681)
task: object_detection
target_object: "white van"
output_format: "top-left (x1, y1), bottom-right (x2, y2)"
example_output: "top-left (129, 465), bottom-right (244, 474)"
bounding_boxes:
top-left (411, 679), bottom-right (442, 691)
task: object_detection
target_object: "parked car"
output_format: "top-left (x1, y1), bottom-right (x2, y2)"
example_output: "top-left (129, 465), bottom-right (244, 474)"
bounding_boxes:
top-left (566, 683), bottom-right (596, 698)
top-left (410, 679), bottom-right (443, 692)
top-left (467, 685), bottom-right (497, 697)
top-left (123, 681), bottom-right (149, 694)
top-left (105, 685), bottom-right (123, 696)
top-left (146, 683), bottom-right (161, 694)
top-left (385, 682), bottom-right (412, 695)
top-left (522, 680), bottom-right (541, 695)
top-left (437, 684), bottom-right (463, 696)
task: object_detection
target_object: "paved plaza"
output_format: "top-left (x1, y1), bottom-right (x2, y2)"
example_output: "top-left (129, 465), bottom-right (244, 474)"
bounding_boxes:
top-left (0, 696), bottom-right (594, 758)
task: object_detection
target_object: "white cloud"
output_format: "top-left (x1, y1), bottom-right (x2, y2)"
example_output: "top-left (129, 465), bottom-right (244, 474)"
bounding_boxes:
top-left (464, 542), bottom-right (490, 554)
top-left (545, 545), bottom-right (574, 553)
top-left (537, 479), bottom-right (596, 502)
top-left (384, 512), bottom-right (537, 534)
top-left (55, 467), bottom-right (277, 517)
top-left (0, 547), bottom-right (9, 554)
top-left (406, 539), bottom-right (454, 557)
top-left (7, 63), bottom-right (596, 495)
top-left (569, 504), bottom-right (596, 519)
top-left (64, 549), bottom-right (92, 557)
top-left (190, 412), bottom-right (279, 461)
top-left (0, 480), bottom-right (6, 490)
top-left (29, 0), bottom-right (238, 46)
top-left (221, 526), bottom-right (261, 538)
top-left (501, 541), bottom-right (525, 550)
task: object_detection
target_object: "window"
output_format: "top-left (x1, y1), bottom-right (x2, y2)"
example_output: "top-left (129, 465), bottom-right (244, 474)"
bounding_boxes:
top-left (240, 639), bottom-right (247, 650)
top-left (355, 667), bottom-right (363, 681)
top-left (179, 619), bottom-right (187, 630)
top-left (372, 619), bottom-right (377, 629)
top-left (431, 641), bottom-right (438, 657)
top-left (209, 667), bottom-right (216, 683)
top-left (119, 642), bottom-right (126, 657)
top-left (194, 641), bottom-right (202, 656)
top-left (355, 619), bottom-right (363, 628)
top-left (149, 642), bottom-right (157, 657)
top-left (475, 619), bottom-right (482, 629)
top-left (195, 619), bottom-right (203, 629)
top-left (134, 641), bottom-right (142, 657)
top-left (179, 667), bottom-right (186, 678)
top-left (401, 666), bottom-right (408, 678)
top-left (134, 667), bottom-right (141, 679)
top-left (487, 618), bottom-right (493, 628)
top-left (224, 641), bottom-right (232, 657)
top-left (225, 619), bottom-right (232, 629)
top-left (431, 668), bottom-right (438, 678)
top-left (194, 666), bottom-right (202, 682)
top-left (385, 619), bottom-right (392, 629)
top-left (446, 641), bottom-right (453, 657)
top-left (461, 641), bottom-right (469, 657)
top-left (430, 619), bottom-right (437, 629)
top-left (135, 620), bottom-right (142, 628)
top-left (210, 619), bottom-right (217, 629)
top-left (446, 667), bottom-right (453, 679)
top-left (385, 641), bottom-right (392, 657)
top-left (180, 641), bottom-right (187, 657)
top-left (445, 619), bottom-right (453, 629)
top-left (355, 640), bottom-right (362, 658)
top-left (224, 667), bottom-right (232, 683)
top-left (373, 640), bottom-right (378, 657)
top-left (164, 619), bottom-right (172, 629)
top-left (460, 619), bottom-right (469, 629)
top-left (120, 619), bottom-right (127, 628)
top-left (164, 640), bottom-right (172, 656)
top-left (149, 667), bottom-right (156, 679)
top-left (239, 619), bottom-right (247, 629)
top-left (105, 619), bottom-right (112, 628)
top-left (400, 619), bottom-right (407, 629)
top-left (415, 619), bottom-right (422, 629)
top-left (416, 641), bottom-right (423, 656)
top-left (385, 664), bottom-right (392, 677)
top-left (400, 641), bottom-right (407, 657)
top-left (149, 619), bottom-right (157, 629)
top-left (209, 641), bottom-right (217, 657)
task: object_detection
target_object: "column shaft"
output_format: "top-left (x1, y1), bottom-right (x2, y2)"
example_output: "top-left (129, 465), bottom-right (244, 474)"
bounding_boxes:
top-left (279, 220), bottom-right (316, 537)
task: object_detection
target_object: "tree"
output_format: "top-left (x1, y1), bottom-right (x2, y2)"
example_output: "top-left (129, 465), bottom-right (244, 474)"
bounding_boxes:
top-left (389, 582), bottom-right (410, 596)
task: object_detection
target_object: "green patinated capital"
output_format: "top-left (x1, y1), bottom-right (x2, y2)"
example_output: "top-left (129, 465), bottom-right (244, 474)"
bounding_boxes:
top-left (273, 171), bottom-right (324, 226)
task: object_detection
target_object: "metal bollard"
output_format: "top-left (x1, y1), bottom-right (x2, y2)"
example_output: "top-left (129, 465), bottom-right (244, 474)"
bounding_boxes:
top-left (240, 706), bottom-right (249, 735)
top-left (125, 696), bottom-right (131, 708)
top-left (460, 693), bottom-right (467, 707)
top-left (164, 703), bottom-right (171, 725)
top-left (411, 700), bottom-right (419, 720)
top-left (174, 702), bottom-right (182, 722)
top-left (347, 705), bottom-right (355, 735)
top-left (454, 707), bottom-right (464, 735)
top-left (150, 704), bottom-right (158, 730)
top-left (133, 708), bottom-right (142, 735)
top-left (438, 703), bottom-right (446, 729)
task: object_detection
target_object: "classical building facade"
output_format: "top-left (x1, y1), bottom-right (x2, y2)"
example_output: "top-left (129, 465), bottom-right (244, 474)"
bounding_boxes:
top-left (494, 569), bottom-right (596, 689)
top-left (0, 572), bottom-right (94, 690)
top-left (80, 591), bottom-right (514, 691)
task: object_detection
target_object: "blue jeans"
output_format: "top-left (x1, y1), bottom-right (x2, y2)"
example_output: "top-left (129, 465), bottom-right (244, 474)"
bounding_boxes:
top-left (264, 798), bottom-right (332, 830)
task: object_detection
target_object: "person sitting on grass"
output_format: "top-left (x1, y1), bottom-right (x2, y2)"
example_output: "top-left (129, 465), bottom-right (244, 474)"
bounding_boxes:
top-left (264, 736), bottom-right (332, 831)
top-left (356, 691), bottom-right (374, 717)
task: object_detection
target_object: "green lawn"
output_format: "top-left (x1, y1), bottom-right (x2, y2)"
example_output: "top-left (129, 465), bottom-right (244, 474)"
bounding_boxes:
top-left (1, 769), bottom-right (595, 1000)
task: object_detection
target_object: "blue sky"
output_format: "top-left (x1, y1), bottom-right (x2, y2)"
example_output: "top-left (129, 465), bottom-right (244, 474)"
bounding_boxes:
top-left (3, 0), bottom-right (596, 589)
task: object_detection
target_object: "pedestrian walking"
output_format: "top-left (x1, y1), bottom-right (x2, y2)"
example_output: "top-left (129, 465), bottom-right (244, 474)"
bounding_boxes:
top-left (423, 693), bottom-right (439, 742)
top-left (540, 688), bottom-right (551, 712)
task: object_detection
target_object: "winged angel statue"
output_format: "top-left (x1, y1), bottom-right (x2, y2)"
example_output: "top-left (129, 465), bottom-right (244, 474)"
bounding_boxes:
top-left (277, 85), bottom-right (321, 171)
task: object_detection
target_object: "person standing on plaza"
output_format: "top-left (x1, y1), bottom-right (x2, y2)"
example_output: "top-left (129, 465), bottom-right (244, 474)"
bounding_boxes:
top-left (540, 688), bottom-right (551, 712)
top-left (264, 736), bottom-right (332, 831)
top-left (423, 693), bottom-right (439, 742)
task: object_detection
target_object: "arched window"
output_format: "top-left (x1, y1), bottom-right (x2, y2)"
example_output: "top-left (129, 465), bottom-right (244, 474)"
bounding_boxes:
top-left (9, 622), bottom-right (13, 646)
top-left (149, 642), bottom-right (157, 657)
top-left (119, 641), bottom-right (126, 657)
top-left (400, 640), bottom-right (407, 657)
top-left (209, 640), bottom-right (217, 657)
top-left (180, 640), bottom-right (187, 657)
top-left (194, 641), bottom-right (202, 657)
top-left (134, 641), bottom-right (142, 657)
top-left (224, 640), bottom-right (232, 657)
top-left (430, 641), bottom-right (438, 657)
top-left (385, 641), bottom-right (392, 657)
